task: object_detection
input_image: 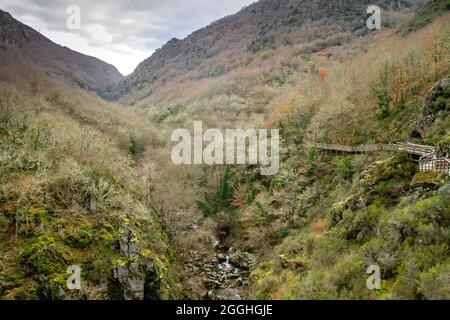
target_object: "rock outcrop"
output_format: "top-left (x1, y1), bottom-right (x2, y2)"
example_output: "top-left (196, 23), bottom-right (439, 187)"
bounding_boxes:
top-left (411, 77), bottom-right (450, 140)
top-left (110, 223), bottom-right (161, 300)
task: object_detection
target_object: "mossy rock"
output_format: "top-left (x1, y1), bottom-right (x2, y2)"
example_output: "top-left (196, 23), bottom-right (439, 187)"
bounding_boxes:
top-left (1, 278), bottom-right (40, 300)
top-left (20, 236), bottom-right (72, 275)
top-left (410, 171), bottom-right (446, 190)
top-left (278, 255), bottom-right (305, 271)
top-left (359, 157), bottom-right (396, 190)
top-left (331, 193), bottom-right (366, 224)
top-left (63, 223), bottom-right (96, 249)
top-left (357, 154), bottom-right (416, 195)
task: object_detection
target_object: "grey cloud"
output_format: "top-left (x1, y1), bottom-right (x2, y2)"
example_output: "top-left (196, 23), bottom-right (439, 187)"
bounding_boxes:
top-left (0, 0), bottom-right (255, 73)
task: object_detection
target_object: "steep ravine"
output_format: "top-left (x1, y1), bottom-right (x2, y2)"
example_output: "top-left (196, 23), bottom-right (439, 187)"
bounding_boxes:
top-left (180, 233), bottom-right (256, 300)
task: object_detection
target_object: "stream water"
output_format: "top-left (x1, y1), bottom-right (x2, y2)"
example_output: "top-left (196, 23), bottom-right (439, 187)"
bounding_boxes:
top-left (218, 255), bottom-right (240, 275)
top-left (183, 238), bottom-right (252, 300)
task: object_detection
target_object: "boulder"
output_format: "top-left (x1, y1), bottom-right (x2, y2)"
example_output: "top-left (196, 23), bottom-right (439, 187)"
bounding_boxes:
top-left (215, 288), bottom-right (242, 300)
top-left (216, 253), bottom-right (227, 263)
top-left (331, 192), bottom-right (366, 224)
top-left (228, 248), bottom-right (256, 270)
top-left (410, 171), bottom-right (445, 190)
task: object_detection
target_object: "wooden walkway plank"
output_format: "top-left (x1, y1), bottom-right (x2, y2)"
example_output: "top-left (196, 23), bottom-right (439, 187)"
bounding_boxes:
top-left (306, 141), bottom-right (449, 175)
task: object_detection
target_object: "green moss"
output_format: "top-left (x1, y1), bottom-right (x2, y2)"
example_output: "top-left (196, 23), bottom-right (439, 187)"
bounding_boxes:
top-left (411, 171), bottom-right (446, 189)
top-left (141, 249), bottom-right (173, 299)
top-left (356, 154), bottom-right (417, 204)
top-left (1, 278), bottom-right (40, 300)
top-left (250, 265), bottom-right (278, 300)
top-left (20, 235), bottom-right (72, 275)
top-left (63, 222), bottom-right (96, 248)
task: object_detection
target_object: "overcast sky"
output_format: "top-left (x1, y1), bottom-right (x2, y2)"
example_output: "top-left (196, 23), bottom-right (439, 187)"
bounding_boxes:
top-left (0, 0), bottom-right (255, 75)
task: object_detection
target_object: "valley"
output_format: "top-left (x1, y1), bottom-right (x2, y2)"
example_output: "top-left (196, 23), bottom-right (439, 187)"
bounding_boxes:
top-left (0, 0), bottom-right (449, 300)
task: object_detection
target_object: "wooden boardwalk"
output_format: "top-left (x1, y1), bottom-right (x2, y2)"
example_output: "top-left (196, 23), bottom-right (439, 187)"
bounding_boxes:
top-left (306, 142), bottom-right (449, 175)
top-left (306, 142), bottom-right (435, 156)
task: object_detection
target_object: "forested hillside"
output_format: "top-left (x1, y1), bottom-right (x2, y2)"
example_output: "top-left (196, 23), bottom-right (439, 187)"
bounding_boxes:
top-left (114, 0), bottom-right (422, 106)
top-left (0, 0), bottom-right (449, 300)
top-left (0, 46), bottom-right (176, 300)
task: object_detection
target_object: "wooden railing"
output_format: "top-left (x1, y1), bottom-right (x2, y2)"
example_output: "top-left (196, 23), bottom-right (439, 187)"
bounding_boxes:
top-left (306, 142), bottom-right (435, 156)
top-left (305, 141), bottom-right (449, 175)
top-left (393, 142), bottom-right (435, 157)
top-left (306, 143), bottom-right (382, 153)
top-left (419, 157), bottom-right (450, 175)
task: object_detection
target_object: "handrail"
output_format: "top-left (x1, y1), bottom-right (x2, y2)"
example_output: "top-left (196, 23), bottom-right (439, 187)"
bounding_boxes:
top-left (306, 142), bottom-right (449, 175)
top-left (307, 142), bottom-right (436, 155)
top-left (419, 157), bottom-right (450, 175)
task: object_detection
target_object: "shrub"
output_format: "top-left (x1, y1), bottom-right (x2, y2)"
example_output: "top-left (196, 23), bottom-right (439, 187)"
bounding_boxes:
top-left (418, 261), bottom-right (450, 299)
top-left (195, 200), bottom-right (214, 217)
top-left (214, 166), bottom-right (233, 211)
top-left (335, 157), bottom-right (353, 181)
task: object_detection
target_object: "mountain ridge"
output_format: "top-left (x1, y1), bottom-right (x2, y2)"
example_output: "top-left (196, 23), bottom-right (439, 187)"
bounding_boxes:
top-left (0, 9), bottom-right (123, 96)
top-left (114, 0), bottom-right (423, 105)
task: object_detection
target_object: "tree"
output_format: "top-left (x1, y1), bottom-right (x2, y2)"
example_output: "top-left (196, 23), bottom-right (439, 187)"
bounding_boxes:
top-left (214, 166), bottom-right (233, 211)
